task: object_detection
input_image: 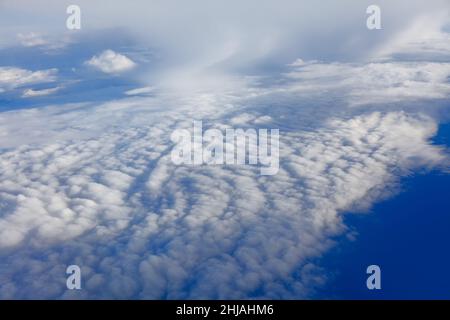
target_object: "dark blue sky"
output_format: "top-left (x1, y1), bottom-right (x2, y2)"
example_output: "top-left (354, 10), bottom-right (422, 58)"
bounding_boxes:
top-left (316, 122), bottom-right (450, 299)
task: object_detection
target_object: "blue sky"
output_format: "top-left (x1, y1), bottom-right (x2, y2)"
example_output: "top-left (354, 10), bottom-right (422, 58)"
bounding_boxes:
top-left (318, 167), bottom-right (450, 299)
top-left (0, 1), bottom-right (449, 299)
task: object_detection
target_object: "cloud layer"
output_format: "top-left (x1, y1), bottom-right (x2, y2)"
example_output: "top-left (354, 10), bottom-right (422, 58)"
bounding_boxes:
top-left (0, 67), bottom-right (57, 93)
top-left (0, 1), bottom-right (449, 299)
top-left (0, 57), bottom-right (449, 298)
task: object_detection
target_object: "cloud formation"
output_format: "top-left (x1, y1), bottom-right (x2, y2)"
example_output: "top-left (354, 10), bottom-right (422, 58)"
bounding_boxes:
top-left (0, 67), bottom-right (57, 93)
top-left (0, 0), bottom-right (449, 300)
top-left (0, 54), bottom-right (449, 298)
top-left (85, 50), bottom-right (136, 74)
top-left (17, 32), bottom-right (48, 47)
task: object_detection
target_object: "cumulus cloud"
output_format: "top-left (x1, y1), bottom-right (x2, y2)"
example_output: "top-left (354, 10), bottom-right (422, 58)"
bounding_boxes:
top-left (0, 48), bottom-right (449, 298)
top-left (85, 50), bottom-right (136, 74)
top-left (0, 0), bottom-right (449, 300)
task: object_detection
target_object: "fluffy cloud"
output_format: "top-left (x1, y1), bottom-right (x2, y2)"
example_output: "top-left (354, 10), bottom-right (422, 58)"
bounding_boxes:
top-left (0, 1), bottom-right (449, 300)
top-left (0, 52), bottom-right (449, 298)
top-left (85, 50), bottom-right (136, 74)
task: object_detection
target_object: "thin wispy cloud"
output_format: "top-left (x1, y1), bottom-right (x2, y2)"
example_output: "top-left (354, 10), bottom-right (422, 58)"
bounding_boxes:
top-left (0, 67), bottom-right (57, 93)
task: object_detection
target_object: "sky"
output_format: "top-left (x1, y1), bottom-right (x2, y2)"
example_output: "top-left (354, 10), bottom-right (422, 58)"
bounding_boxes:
top-left (0, 1), bottom-right (449, 299)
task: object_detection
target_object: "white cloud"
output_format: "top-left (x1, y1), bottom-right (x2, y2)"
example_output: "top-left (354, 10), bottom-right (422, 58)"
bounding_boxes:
top-left (0, 51), bottom-right (449, 298)
top-left (285, 61), bottom-right (450, 106)
top-left (22, 86), bottom-right (60, 98)
top-left (0, 67), bottom-right (57, 93)
top-left (17, 32), bottom-right (47, 47)
top-left (2, 0), bottom-right (448, 70)
top-left (125, 86), bottom-right (154, 96)
top-left (374, 12), bottom-right (450, 61)
top-left (0, 1), bottom-right (449, 300)
top-left (85, 50), bottom-right (136, 74)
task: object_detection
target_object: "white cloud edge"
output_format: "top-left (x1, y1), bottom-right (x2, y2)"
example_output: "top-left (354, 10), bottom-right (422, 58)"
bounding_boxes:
top-left (85, 50), bottom-right (136, 74)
